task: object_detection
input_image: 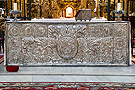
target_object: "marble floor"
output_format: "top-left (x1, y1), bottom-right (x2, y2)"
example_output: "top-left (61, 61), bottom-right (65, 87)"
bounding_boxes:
top-left (0, 61), bottom-right (135, 83)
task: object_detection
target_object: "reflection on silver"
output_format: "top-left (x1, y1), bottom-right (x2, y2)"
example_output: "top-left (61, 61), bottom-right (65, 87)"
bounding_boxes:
top-left (5, 22), bottom-right (129, 66)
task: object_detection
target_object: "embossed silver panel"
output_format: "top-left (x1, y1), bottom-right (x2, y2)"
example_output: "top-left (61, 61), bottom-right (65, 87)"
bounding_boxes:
top-left (5, 21), bottom-right (130, 66)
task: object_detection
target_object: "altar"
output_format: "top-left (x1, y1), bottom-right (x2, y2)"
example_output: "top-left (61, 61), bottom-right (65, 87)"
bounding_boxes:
top-left (5, 20), bottom-right (130, 67)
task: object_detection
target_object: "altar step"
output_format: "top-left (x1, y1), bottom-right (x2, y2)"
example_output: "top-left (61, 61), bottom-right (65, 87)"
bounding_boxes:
top-left (0, 62), bottom-right (135, 83)
top-left (0, 75), bottom-right (135, 83)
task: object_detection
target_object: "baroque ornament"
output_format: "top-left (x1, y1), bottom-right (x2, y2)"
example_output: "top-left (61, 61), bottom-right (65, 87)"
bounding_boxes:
top-left (5, 22), bottom-right (129, 66)
top-left (57, 35), bottom-right (78, 60)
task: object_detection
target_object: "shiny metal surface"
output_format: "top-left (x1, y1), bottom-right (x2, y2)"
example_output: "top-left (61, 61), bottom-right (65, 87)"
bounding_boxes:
top-left (5, 21), bottom-right (130, 66)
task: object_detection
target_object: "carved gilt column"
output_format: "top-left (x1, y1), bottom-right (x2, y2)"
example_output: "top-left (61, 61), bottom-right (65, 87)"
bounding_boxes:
top-left (96, 0), bottom-right (100, 18)
top-left (52, 0), bottom-right (58, 18)
top-left (81, 0), bottom-right (84, 9)
top-left (125, 0), bottom-right (127, 16)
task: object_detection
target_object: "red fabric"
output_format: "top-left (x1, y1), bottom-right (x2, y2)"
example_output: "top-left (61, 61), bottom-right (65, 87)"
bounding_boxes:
top-left (129, 16), bottom-right (135, 28)
top-left (6, 66), bottom-right (19, 72)
top-left (75, 11), bottom-right (80, 17)
top-left (132, 60), bottom-right (135, 64)
top-left (0, 55), bottom-right (4, 64)
top-left (0, 82), bottom-right (135, 90)
top-left (1, 86), bottom-right (135, 90)
top-left (0, 55), bottom-right (4, 58)
top-left (1, 54), bottom-right (19, 72)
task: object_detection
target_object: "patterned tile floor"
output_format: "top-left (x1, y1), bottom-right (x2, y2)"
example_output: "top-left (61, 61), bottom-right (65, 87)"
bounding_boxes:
top-left (0, 82), bottom-right (135, 90)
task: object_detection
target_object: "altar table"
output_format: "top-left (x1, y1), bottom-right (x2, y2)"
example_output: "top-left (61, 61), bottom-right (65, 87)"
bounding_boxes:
top-left (5, 21), bottom-right (130, 66)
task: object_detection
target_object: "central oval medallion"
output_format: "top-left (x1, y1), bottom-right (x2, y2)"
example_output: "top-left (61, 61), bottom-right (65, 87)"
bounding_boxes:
top-left (57, 36), bottom-right (78, 60)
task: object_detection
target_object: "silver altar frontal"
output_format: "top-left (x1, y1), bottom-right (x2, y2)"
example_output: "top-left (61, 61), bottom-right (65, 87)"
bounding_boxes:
top-left (5, 21), bottom-right (130, 66)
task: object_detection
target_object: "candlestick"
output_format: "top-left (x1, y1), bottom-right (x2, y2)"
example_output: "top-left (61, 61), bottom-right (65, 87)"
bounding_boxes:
top-left (13, 3), bottom-right (17, 10)
top-left (9, 10), bottom-right (21, 21)
top-left (112, 10), bottom-right (125, 21)
top-left (117, 3), bottom-right (121, 11)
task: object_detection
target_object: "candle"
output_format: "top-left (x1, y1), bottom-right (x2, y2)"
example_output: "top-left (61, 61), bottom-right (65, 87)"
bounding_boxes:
top-left (13, 3), bottom-right (17, 10)
top-left (117, 3), bottom-right (121, 11)
top-left (2, 10), bottom-right (4, 14)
